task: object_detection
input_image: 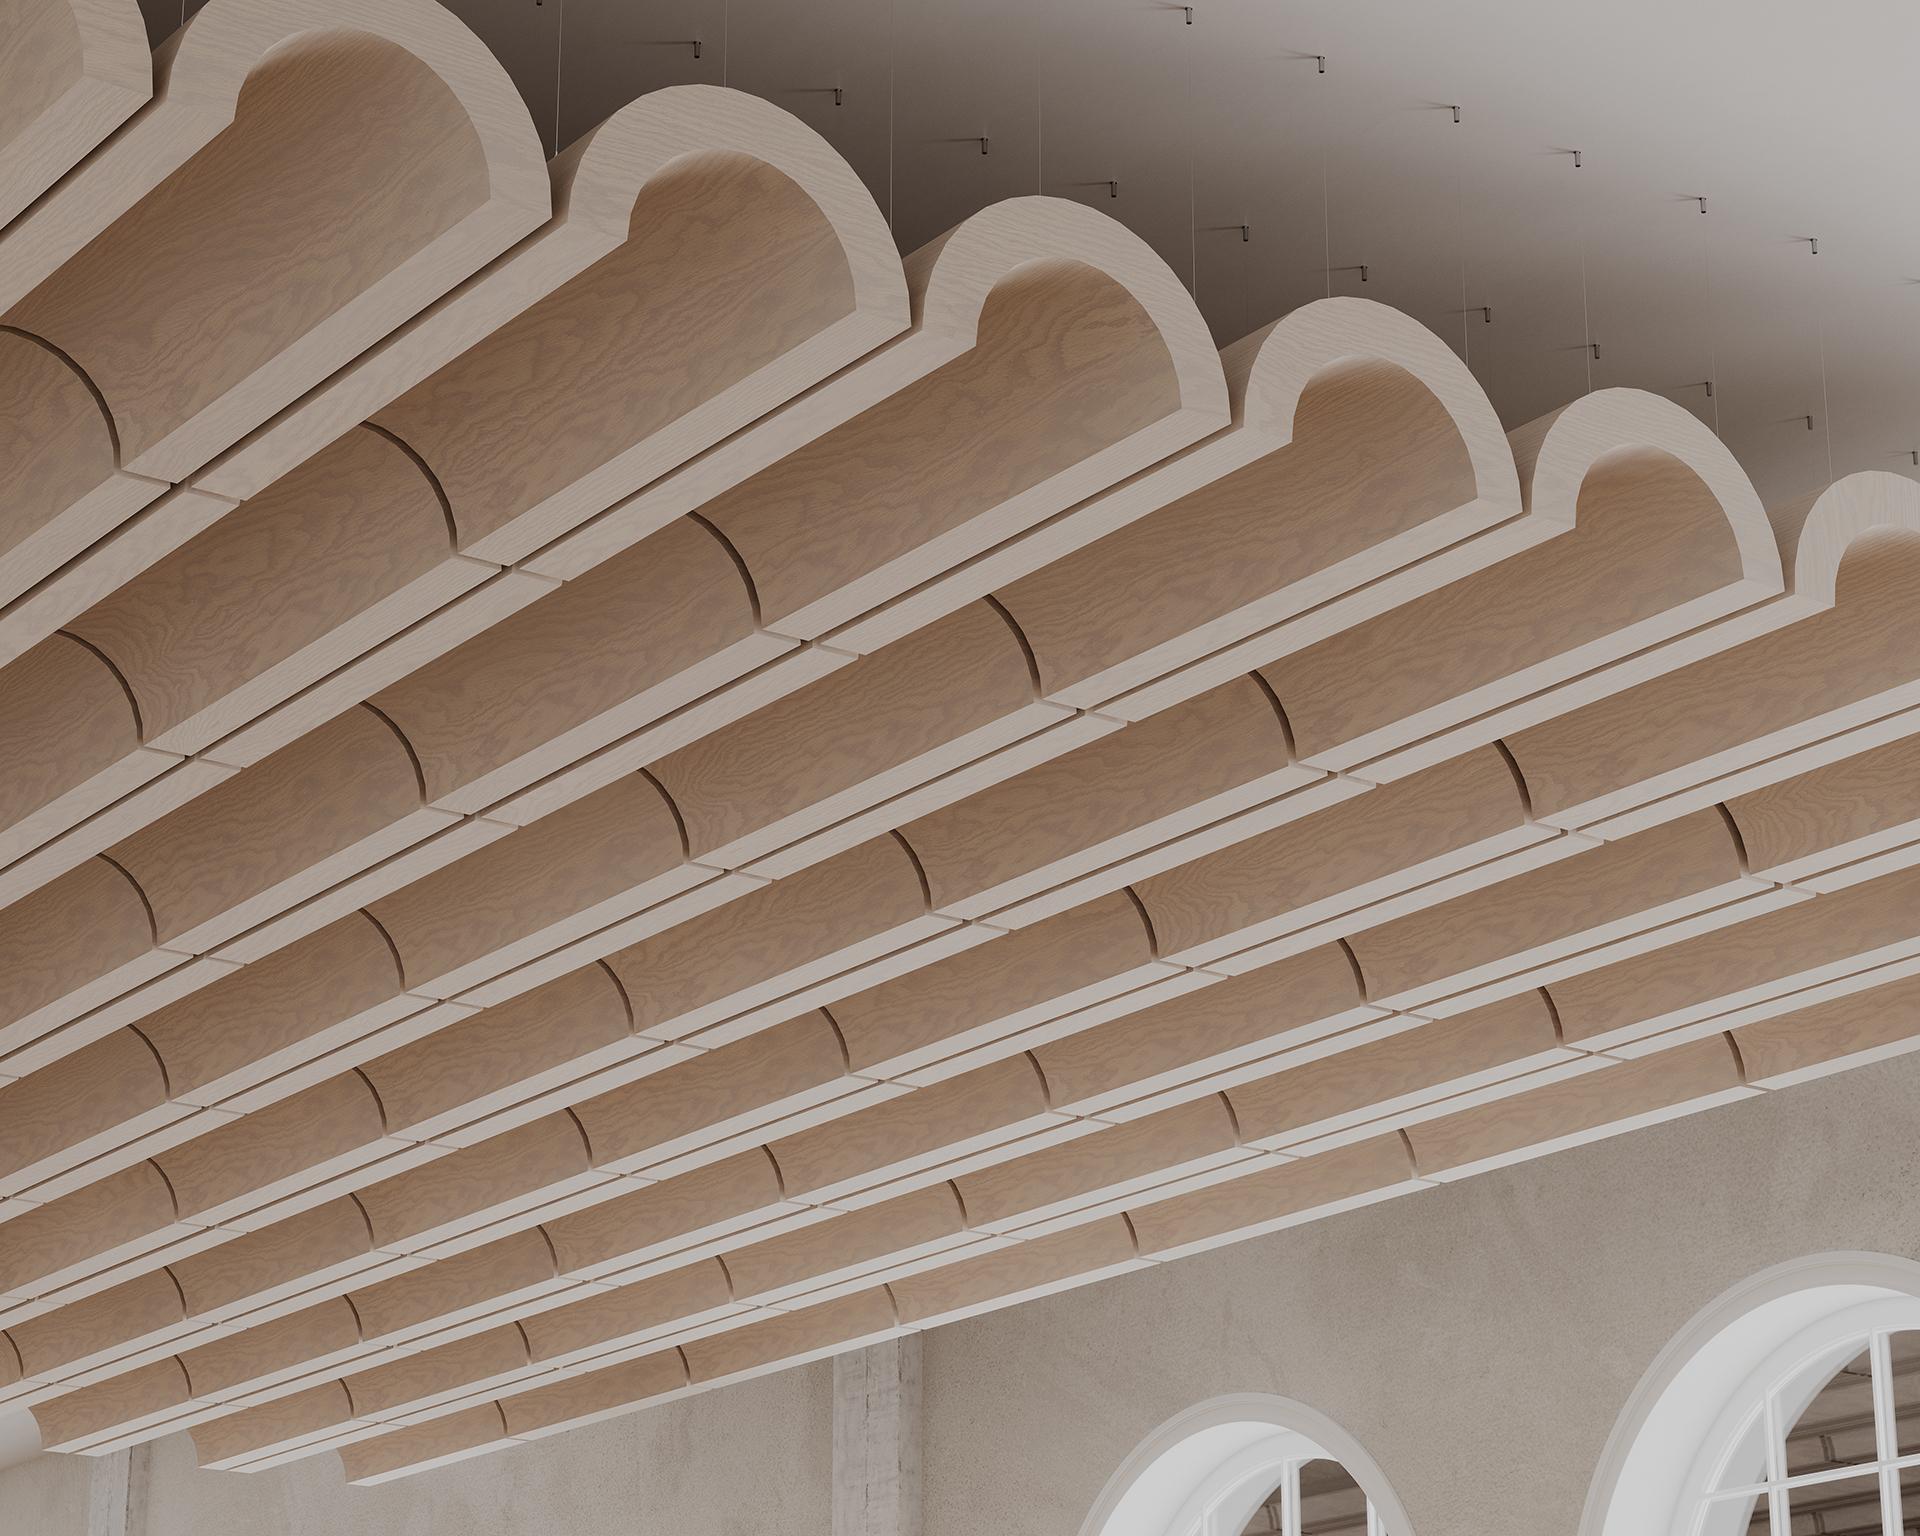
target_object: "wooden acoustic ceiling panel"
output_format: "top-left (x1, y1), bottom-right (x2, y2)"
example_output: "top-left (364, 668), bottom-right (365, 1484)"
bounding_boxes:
top-left (4, 0), bottom-right (1920, 1486)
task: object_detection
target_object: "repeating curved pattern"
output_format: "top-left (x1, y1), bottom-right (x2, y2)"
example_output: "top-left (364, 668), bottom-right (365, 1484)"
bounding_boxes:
top-left (1, 0), bottom-right (1916, 1487)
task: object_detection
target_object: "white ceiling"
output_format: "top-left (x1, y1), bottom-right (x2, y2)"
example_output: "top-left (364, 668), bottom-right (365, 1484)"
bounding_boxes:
top-left (144, 0), bottom-right (1920, 508)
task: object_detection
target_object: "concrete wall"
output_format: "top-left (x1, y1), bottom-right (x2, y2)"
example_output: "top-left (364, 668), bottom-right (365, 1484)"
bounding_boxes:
top-left (5, 1051), bottom-right (1915, 1536)
top-left (920, 1050), bottom-right (1920, 1536)
top-left (0, 1358), bottom-right (832, 1536)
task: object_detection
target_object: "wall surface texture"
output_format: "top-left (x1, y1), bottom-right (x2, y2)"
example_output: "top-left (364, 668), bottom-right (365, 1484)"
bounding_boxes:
top-left (919, 1049), bottom-right (1920, 1536)
top-left (0, 1359), bottom-right (832, 1536)
top-left (3, 1051), bottom-right (1912, 1535)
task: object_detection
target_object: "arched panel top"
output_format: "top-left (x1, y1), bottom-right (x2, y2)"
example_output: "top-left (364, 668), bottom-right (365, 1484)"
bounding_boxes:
top-left (1771, 470), bottom-right (1920, 607)
top-left (1513, 387), bottom-right (1779, 591)
top-left (0, 0), bottom-right (151, 230)
top-left (558, 83), bottom-right (903, 328)
top-left (1235, 295), bottom-right (1517, 521)
top-left (905, 195), bottom-right (1227, 427)
top-left (157, 0), bottom-right (546, 216)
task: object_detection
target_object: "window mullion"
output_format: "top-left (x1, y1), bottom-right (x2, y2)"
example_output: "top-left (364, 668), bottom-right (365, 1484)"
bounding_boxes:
top-left (1873, 1333), bottom-right (1901, 1536)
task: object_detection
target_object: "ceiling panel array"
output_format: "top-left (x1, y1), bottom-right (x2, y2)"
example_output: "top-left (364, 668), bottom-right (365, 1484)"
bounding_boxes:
top-left (4, 0), bottom-right (1920, 1488)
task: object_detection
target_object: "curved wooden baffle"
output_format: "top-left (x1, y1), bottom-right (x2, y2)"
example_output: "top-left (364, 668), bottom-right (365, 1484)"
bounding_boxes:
top-left (0, 0), bottom-right (547, 639)
top-left (987, 297), bottom-right (1518, 712)
top-left (0, 0), bottom-right (150, 231)
top-left (1508, 473), bottom-right (1920, 835)
top-left (523, 194), bottom-right (1227, 610)
top-left (1253, 387), bottom-right (1780, 781)
top-left (0, 87), bottom-right (906, 908)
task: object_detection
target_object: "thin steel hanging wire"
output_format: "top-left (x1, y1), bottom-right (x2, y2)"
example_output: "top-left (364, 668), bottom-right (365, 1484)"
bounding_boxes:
top-left (1699, 200), bottom-right (1721, 436)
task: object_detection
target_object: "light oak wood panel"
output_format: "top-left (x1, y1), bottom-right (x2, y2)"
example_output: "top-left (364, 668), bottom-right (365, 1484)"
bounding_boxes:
top-left (367, 774), bottom-right (688, 1000)
top-left (901, 676), bottom-right (1306, 921)
top-left (358, 968), bottom-right (634, 1145)
top-left (953, 1096), bottom-right (1246, 1236)
top-left (0, 1030), bottom-right (172, 1196)
top-left (374, 156), bottom-right (855, 561)
top-left (648, 601), bottom-right (1053, 869)
top-left (1403, 1035), bottom-right (1752, 1180)
top-left (31, 1356), bottom-right (190, 1452)
top-left (0, 331), bottom-right (163, 621)
top-left (1544, 864), bottom-right (1920, 1053)
top-left (997, 356), bottom-right (1481, 712)
top-left (345, 1323), bottom-right (530, 1422)
top-left (890, 1217), bottom-right (1143, 1328)
top-left (543, 1150), bottom-right (792, 1283)
top-left (497, 1352), bottom-right (689, 1445)
top-left (530, 195), bottom-right (1224, 622)
top-left (1734, 972), bottom-right (1920, 1089)
top-left (685, 1288), bottom-right (900, 1387)
top-left (0, 1162), bottom-right (182, 1299)
top-left (183, 1299), bottom-right (363, 1404)
top-left (352, 1113), bottom-right (599, 1256)
top-left (828, 890), bottom-right (1164, 1081)
top-left (768, 1055), bottom-right (1061, 1206)
top-left (0, 0), bottom-right (149, 232)
top-left (1031, 947), bottom-right (1375, 1119)
top-left (689, 260), bottom-right (1178, 642)
top-left (1260, 397), bottom-right (1777, 781)
top-left (349, 1229), bottom-right (563, 1346)
top-left (2, 1268), bottom-right (184, 1387)
top-left (1724, 731), bottom-right (1920, 887)
top-left (572, 1013), bottom-right (853, 1177)
top-left (1126, 1135), bottom-right (1421, 1261)
top-left (370, 516), bottom-right (778, 814)
top-left (107, 706), bottom-right (431, 956)
top-left (0, 857), bottom-right (162, 1065)
top-left (62, 426), bottom-right (467, 755)
top-left (522, 1261), bottom-right (733, 1372)
top-left (0, 633), bottom-right (152, 873)
top-left (1508, 498), bottom-right (1920, 833)
top-left (1227, 991), bottom-right (1569, 1153)
top-left (167, 1199), bottom-right (375, 1324)
top-left (133, 914), bottom-right (410, 1106)
top-left (151, 1073), bottom-right (392, 1227)
top-left (844, 294), bottom-right (1514, 669)
top-left (722, 1186), bottom-right (972, 1306)
top-left (205, 82), bottom-right (905, 509)
top-left (1132, 745), bottom-right (1537, 970)
top-left (189, 1382), bottom-right (356, 1473)
top-left (1, 3), bottom-right (545, 481)
top-left (600, 835), bottom-right (941, 1042)
top-left (1341, 806), bottom-right (1759, 1013)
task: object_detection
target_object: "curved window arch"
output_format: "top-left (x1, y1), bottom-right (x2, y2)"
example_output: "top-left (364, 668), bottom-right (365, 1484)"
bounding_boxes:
top-left (1083, 1394), bottom-right (1414, 1536)
top-left (1586, 1253), bottom-right (1920, 1536)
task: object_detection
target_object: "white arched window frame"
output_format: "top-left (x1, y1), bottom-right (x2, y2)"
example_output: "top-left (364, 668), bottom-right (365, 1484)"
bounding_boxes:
top-left (1081, 1393), bottom-right (1415, 1536)
top-left (1585, 1252), bottom-right (1920, 1536)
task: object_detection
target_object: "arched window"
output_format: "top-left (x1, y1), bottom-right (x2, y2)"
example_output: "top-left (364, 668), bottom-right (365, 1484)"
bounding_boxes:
top-left (1083, 1394), bottom-right (1413, 1536)
top-left (1586, 1254), bottom-right (1920, 1536)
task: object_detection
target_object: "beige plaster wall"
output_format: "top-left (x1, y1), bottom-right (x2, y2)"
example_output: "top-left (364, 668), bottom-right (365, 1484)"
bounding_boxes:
top-left (919, 1050), bottom-right (1920, 1536)
top-left (0, 1357), bottom-right (832, 1536)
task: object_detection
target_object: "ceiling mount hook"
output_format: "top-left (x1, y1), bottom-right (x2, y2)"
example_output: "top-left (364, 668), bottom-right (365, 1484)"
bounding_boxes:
top-left (1333, 263), bottom-right (1369, 283)
top-left (1694, 196), bottom-right (1707, 213)
top-left (1449, 104), bottom-right (1461, 124)
top-left (1315, 55), bottom-right (1326, 74)
top-left (979, 136), bottom-right (989, 155)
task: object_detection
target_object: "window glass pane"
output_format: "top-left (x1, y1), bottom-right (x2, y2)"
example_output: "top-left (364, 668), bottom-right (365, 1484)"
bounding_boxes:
top-left (1891, 1330), bottom-right (1920, 1457)
top-left (1238, 1483), bottom-right (1283, 1535)
top-left (1298, 1460), bottom-right (1369, 1536)
top-left (1713, 1406), bottom-right (1770, 1492)
top-left (1784, 1472), bottom-right (1883, 1536)
top-left (1701, 1490), bottom-right (1770, 1536)
top-left (1783, 1348), bottom-right (1878, 1475)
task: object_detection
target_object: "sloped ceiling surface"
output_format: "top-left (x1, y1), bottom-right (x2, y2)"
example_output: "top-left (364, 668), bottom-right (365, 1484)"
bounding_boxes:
top-left (3, 0), bottom-right (1920, 1487)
